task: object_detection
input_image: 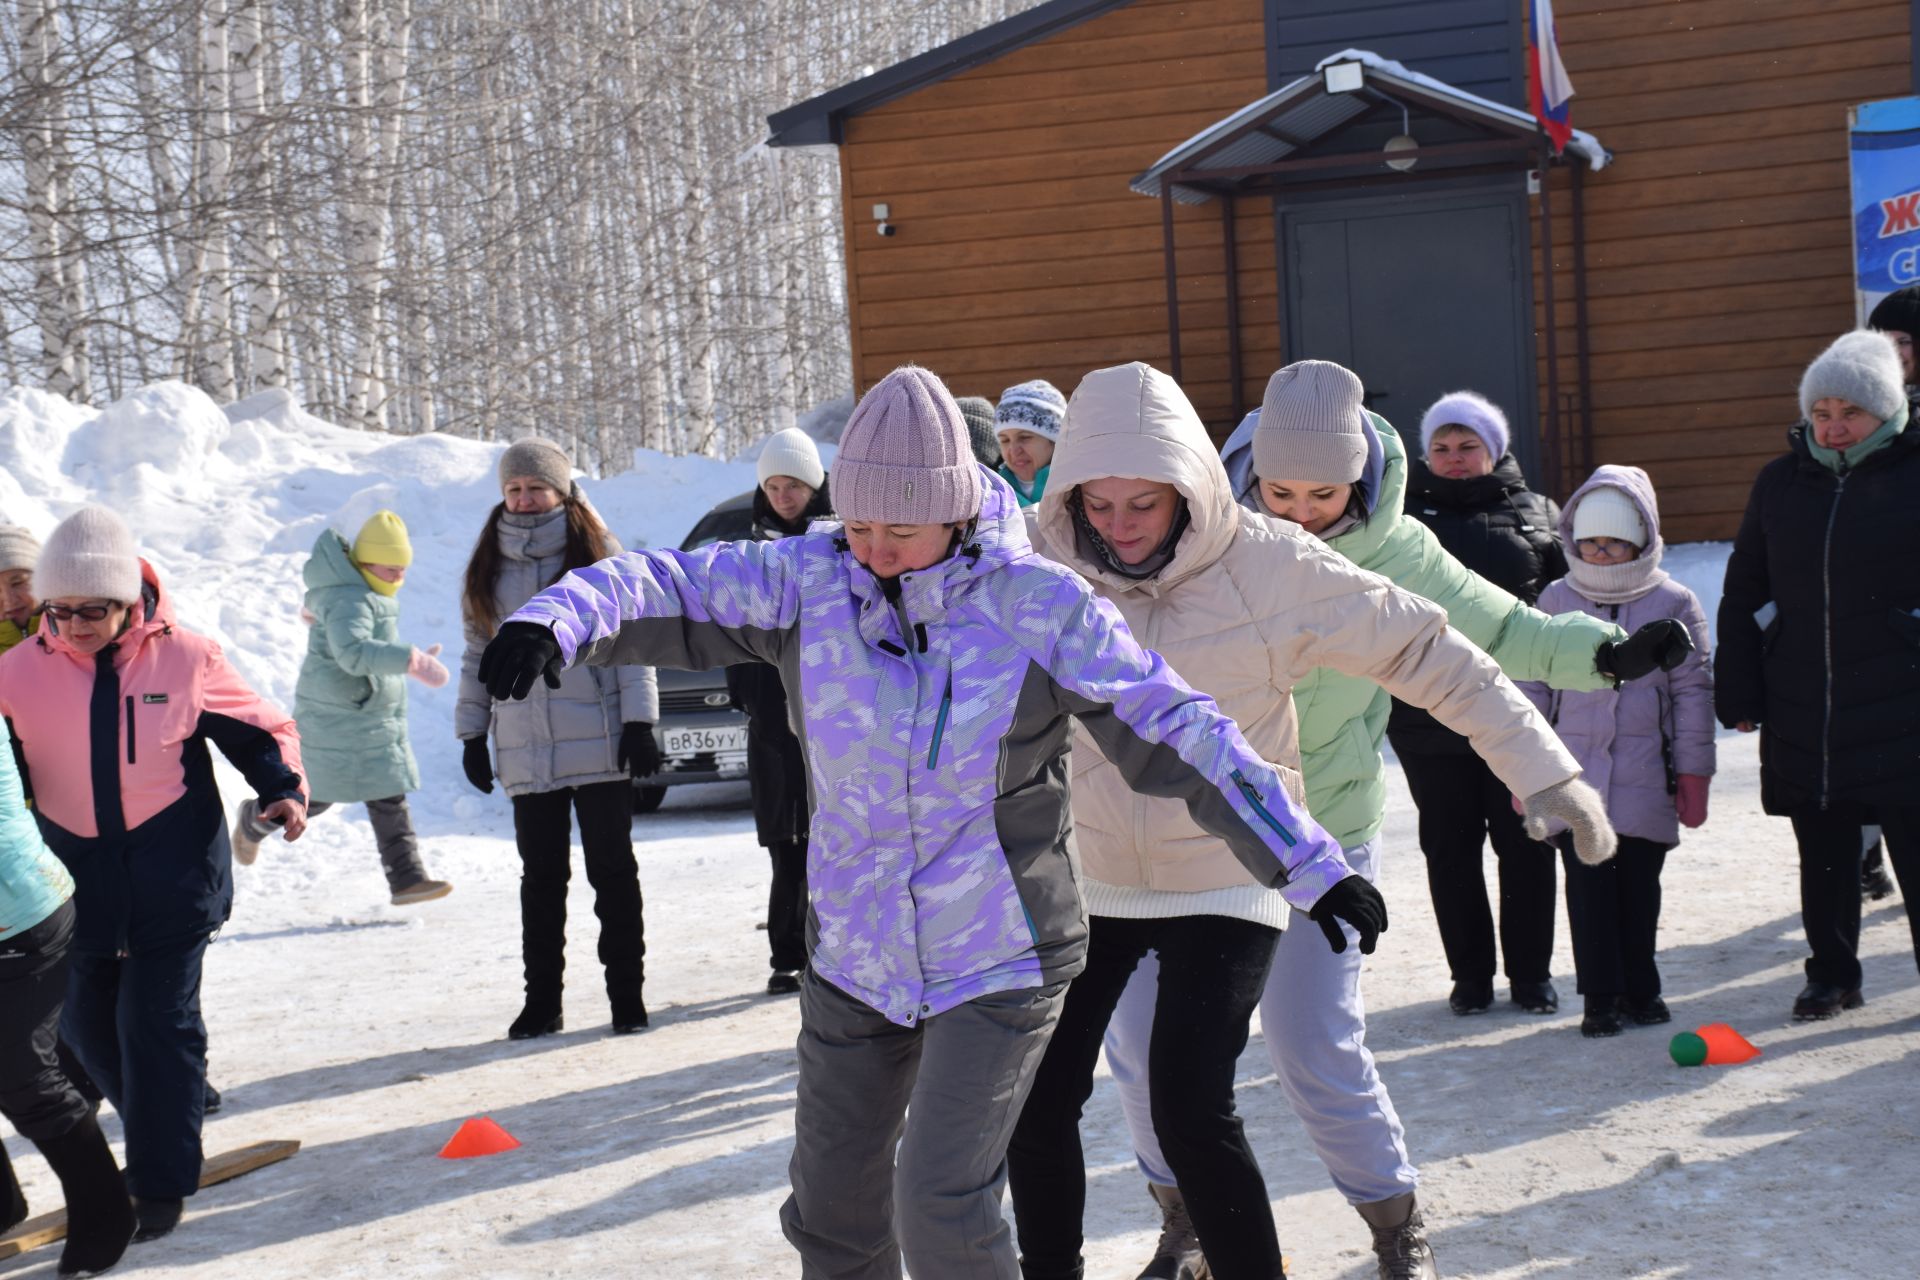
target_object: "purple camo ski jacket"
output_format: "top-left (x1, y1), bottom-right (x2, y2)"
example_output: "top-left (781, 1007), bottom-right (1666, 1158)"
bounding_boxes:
top-left (506, 469), bottom-right (1353, 1025)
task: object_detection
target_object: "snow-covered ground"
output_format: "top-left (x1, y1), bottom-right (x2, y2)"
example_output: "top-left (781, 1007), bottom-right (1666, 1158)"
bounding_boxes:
top-left (2, 384), bottom-right (1917, 1279)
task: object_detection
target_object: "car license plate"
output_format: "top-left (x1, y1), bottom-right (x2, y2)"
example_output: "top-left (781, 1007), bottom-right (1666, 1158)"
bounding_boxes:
top-left (661, 724), bottom-right (748, 756)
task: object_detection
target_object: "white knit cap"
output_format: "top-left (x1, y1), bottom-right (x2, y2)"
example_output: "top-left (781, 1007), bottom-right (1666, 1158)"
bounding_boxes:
top-left (0, 525), bottom-right (40, 573)
top-left (756, 427), bottom-right (826, 490)
top-left (1571, 486), bottom-right (1647, 547)
top-left (1252, 361), bottom-right (1369, 484)
top-left (1420, 390), bottom-right (1511, 461)
top-left (1798, 330), bottom-right (1906, 422)
top-left (37, 505), bottom-right (142, 603)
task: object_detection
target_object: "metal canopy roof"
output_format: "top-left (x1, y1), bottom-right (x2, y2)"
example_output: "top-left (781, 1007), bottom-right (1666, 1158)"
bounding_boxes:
top-left (1132, 49), bottom-right (1612, 205)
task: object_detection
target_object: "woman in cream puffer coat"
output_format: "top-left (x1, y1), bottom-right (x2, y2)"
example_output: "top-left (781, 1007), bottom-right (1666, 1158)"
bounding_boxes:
top-left (1005, 363), bottom-right (1608, 1280)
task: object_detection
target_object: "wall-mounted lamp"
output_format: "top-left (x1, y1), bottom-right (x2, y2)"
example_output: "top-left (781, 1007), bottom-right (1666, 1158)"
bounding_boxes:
top-left (873, 202), bottom-right (896, 237)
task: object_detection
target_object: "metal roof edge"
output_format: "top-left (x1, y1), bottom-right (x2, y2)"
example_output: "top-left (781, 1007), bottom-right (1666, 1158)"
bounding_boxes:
top-left (766, 0), bottom-right (1136, 148)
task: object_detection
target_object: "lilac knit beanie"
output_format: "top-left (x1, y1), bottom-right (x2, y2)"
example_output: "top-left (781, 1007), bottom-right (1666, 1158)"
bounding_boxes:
top-left (831, 367), bottom-right (982, 525)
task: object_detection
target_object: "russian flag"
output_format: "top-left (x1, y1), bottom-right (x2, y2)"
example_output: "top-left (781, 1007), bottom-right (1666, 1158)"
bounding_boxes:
top-left (1527, 0), bottom-right (1575, 153)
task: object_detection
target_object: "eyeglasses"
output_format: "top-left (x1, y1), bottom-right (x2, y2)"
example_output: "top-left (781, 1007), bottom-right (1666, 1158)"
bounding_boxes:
top-left (41, 603), bottom-right (116, 622)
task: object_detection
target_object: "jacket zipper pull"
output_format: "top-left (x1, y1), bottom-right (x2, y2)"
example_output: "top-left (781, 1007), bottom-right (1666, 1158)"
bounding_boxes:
top-left (928, 675), bottom-right (952, 769)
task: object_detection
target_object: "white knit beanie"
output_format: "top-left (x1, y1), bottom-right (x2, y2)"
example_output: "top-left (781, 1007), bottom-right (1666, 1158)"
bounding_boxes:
top-left (1420, 391), bottom-right (1511, 461)
top-left (756, 427), bottom-right (826, 490)
top-left (1252, 360), bottom-right (1369, 484)
top-left (0, 525), bottom-right (40, 573)
top-left (1798, 330), bottom-right (1906, 422)
top-left (37, 506), bottom-right (142, 603)
top-left (497, 436), bottom-right (574, 495)
top-left (995, 380), bottom-right (1067, 442)
top-left (1571, 486), bottom-right (1647, 547)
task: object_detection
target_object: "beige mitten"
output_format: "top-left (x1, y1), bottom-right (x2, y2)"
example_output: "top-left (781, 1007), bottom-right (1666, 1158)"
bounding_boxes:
top-left (1522, 776), bottom-right (1618, 866)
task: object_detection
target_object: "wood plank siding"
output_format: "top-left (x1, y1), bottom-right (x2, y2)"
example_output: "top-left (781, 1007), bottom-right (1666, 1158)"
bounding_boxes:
top-left (1535, 0), bottom-right (1913, 541)
top-left (831, 0), bottom-right (1914, 538)
top-left (839, 0), bottom-right (1274, 423)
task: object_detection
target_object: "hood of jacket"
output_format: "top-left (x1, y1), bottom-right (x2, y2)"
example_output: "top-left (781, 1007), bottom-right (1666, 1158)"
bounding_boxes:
top-left (1035, 363), bottom-right (1237, 595)
top-left (304, 528), bottom-right (369, 595)
top-left (1559, 464), bottom-right (1670, 603)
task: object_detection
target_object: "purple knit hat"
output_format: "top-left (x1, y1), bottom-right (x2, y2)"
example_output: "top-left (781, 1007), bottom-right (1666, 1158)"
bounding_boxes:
top-left (831, 367), bottom-right (982, 525)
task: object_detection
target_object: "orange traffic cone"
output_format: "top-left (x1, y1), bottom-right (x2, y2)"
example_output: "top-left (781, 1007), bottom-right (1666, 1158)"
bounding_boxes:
top-left (438, 1116), bottom-right (521, 1159)
top-left (1695, 1023), bottom-right (1761, 1065)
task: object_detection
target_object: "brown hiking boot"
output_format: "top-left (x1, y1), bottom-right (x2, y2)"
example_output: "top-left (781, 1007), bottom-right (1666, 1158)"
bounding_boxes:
top-left (1138, 1182), bottom-right (1210, 1280)
top-left (1356, 1192), bottom-right (1438, 1279)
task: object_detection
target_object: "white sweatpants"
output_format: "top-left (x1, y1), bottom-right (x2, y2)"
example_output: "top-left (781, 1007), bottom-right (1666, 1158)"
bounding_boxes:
top-left (1102, 839), bottom-right (1418, 1205)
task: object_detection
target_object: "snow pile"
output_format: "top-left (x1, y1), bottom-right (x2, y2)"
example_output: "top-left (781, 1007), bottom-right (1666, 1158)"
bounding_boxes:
top-left (0, 381), bottom-right (772, 920)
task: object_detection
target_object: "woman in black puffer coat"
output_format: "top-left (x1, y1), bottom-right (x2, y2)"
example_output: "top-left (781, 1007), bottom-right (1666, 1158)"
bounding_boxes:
top-left (1388, 391), bottom-right (1570, 1016)
top-left (724, 429), bottom-right (832, 994)
top-left (1718, 330), bottom-right (1920, 1022)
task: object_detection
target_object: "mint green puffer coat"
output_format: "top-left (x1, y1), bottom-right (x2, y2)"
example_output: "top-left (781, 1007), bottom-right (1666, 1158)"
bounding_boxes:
top-left (1223, 411), bottom-right (1624, 847)
top-left (293, 530), bottom-right (420, 804)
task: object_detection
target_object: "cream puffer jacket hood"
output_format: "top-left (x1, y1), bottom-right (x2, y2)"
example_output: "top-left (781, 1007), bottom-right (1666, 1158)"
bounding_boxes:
top-left (1034, 362), bottom-right (1581, 893)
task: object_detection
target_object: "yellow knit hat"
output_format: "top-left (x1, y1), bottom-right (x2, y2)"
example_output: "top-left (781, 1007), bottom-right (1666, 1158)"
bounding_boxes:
top-left (352, 511), bottom-right (413, 568)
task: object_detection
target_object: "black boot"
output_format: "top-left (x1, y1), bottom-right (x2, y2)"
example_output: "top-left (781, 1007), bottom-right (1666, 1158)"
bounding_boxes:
top-left (34, 1114), bottom-right (135, 1273)
top-left (508, 999), bottom-right (563, 1041)
top-left (2, 1142), bottom-right (26, 1232)
top-left (130, 1196), bottom-right (182, 1244)
top-left (1137, 1182), bottom-right (1209, 1280)
top-left (1355, 1192), bottom-right (1438, 1280)
top-left (609, 990), bottom-right (649, 1035)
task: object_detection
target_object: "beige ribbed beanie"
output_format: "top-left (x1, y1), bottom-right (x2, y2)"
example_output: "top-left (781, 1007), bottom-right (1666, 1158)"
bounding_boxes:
top-left (1251, 360), bottom-right (1369, 484)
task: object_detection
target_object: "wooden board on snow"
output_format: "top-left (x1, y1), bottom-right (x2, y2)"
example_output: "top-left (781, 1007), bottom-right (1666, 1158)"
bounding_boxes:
top-left (0, 1138), bottom-right (300, 1259)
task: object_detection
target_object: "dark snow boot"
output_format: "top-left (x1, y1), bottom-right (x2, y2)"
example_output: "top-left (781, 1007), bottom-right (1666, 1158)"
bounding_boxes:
top-left (2, 1143), bottom-right (26, 1232)
top-left (1137, 1182), bottom-right (1210, 1280)
top-left (36, 1114), bottom-right (135, 1273)
top-left (1863, 839), bottom-right (1895, 901)
top-left (129, 1196), bottom-right (182, 1244)
top-left (1356, 1192), bottom-right (1438, 1279)
top-left (508, 1000), bottom-right (563, 1041)
top-left (610, 990), bottom-right (649, 1035)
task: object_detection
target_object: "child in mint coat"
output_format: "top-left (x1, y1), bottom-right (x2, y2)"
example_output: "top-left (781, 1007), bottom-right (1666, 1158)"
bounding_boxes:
top-left (235, 511), bottom-right (451, 905)
top-left (1520, 466), bottom-right (1715, 1037)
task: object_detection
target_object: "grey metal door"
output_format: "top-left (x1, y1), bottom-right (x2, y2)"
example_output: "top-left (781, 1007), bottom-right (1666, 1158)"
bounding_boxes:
top-left (1282, 190), bottom-right (1538, 478)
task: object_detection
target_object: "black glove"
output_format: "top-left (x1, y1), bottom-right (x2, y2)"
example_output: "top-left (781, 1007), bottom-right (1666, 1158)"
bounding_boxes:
top-left (618, 722), bottom-right (663, 780)
top-left (478, 621), bottom-right (564, 701)
top-left (461, 736), bottom-right (494, 795)
top-left (1595, 618), bottom-right (1694, 683)
top-left (1309, 874), bottom-right (1388, 955)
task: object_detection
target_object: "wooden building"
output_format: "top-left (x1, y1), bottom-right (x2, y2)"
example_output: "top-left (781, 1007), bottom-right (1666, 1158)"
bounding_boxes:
top-left (769, 0), bottom-right (1920, 539)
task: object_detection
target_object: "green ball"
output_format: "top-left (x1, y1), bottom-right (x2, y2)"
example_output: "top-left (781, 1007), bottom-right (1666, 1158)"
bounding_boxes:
top-left (1669, 1031), bottom-right (1708, 1067)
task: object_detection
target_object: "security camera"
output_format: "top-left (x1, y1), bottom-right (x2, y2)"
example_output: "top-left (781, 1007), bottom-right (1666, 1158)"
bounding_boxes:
top-left (877, 221), bottom-right (897, 237)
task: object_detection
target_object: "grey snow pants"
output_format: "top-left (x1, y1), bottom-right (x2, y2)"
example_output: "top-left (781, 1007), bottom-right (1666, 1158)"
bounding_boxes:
top-left (780, 971), bottom-right (1066, 1280)
top-left (241, 795), bottom-right (426, 889)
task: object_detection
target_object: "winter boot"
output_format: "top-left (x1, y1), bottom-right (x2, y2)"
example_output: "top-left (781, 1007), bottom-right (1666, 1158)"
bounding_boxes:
top-left (1355, 1192), bottom-right (1438, 1280)
top-left (508, 995), bottom-right (563, 1041)
top-left (2, 1143), bottom-right (25, 1232)
top-left (610, 990), bottom-right (649, 1035)
top-left (389, 877), bottom-right (453, 906)
top-left (1580, 996), bottom-right (1623, 1038)
top-left (1509, 980), bottom-right (1559, 1015)
top-left (130, 1196), bottom-right (182, 1244)
top-left (35, 1114), bottom-right (135, 1273)
top-left (1863, 839), bottom-right (1895, 901)
top-left (1137, 1182), bottom-right (1210, 1280)
top-left (1446, 980), bottom-right (1493, 1015)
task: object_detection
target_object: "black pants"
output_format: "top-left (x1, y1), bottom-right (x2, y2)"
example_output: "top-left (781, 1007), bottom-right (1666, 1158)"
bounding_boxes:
top-left (61, 926), bottom-right (211, 1200)
top-left (511, 780), bottom-right (644, 1004)
top-left (1008, 915), bottom-right (1281, 1280)
top-left (1559, 835), bottom-right (1668, 1000)
top-left (767, 840), bottom-right (808, 973)
top-left (1401, 750), bottom-right (1556, 985)
top-left (1790, 804), bottom-right (1920, 989)
top-left (1, 901), bottom-right (91, 1209)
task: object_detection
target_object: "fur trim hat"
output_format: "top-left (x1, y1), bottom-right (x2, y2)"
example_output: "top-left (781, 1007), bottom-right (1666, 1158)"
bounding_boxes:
top-left (1799, 330), bottom-right (1906, 422)
top-left (995, 380), bottom-right (1066, 442)
top-left (36, 505), bottom-right (141, 604)
top-left (756, 427), bottom-right (826, 491)
top-left (0, 525), bottom-right (40, 574)
top-left (1251, 360), bottom-right (1369, 484)
top-left (498, 436), bottom-right (574, 496)
top-left (831, 367), bottom-right (982, 525)
top-left (1420, 390), bottom-right (1511, 461)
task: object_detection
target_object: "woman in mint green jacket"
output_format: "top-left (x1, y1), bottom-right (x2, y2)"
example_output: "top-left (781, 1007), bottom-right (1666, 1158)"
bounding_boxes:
top-left (1105, 362), bottom-right (1690, 1273)
top-left (0, 714), bottom-right (136, 1275)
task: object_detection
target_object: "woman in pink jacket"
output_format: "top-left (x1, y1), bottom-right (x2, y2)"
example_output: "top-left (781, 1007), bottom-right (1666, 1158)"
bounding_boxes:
top-left (0, 507), bottom-right (306, 1245)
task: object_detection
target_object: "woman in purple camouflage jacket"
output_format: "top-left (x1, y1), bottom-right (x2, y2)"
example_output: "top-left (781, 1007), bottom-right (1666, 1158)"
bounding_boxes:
top-left (477, 365), bottom-right (1387, 1280)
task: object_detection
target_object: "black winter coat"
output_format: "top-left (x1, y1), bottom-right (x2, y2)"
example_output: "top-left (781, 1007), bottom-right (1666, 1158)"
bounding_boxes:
top-left (723, 484), bottom-right (832, 848)
top-left (1387, 455), bottom-right (1566, 756)
top-left (1717, 423), bottom-right (1920, 816)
